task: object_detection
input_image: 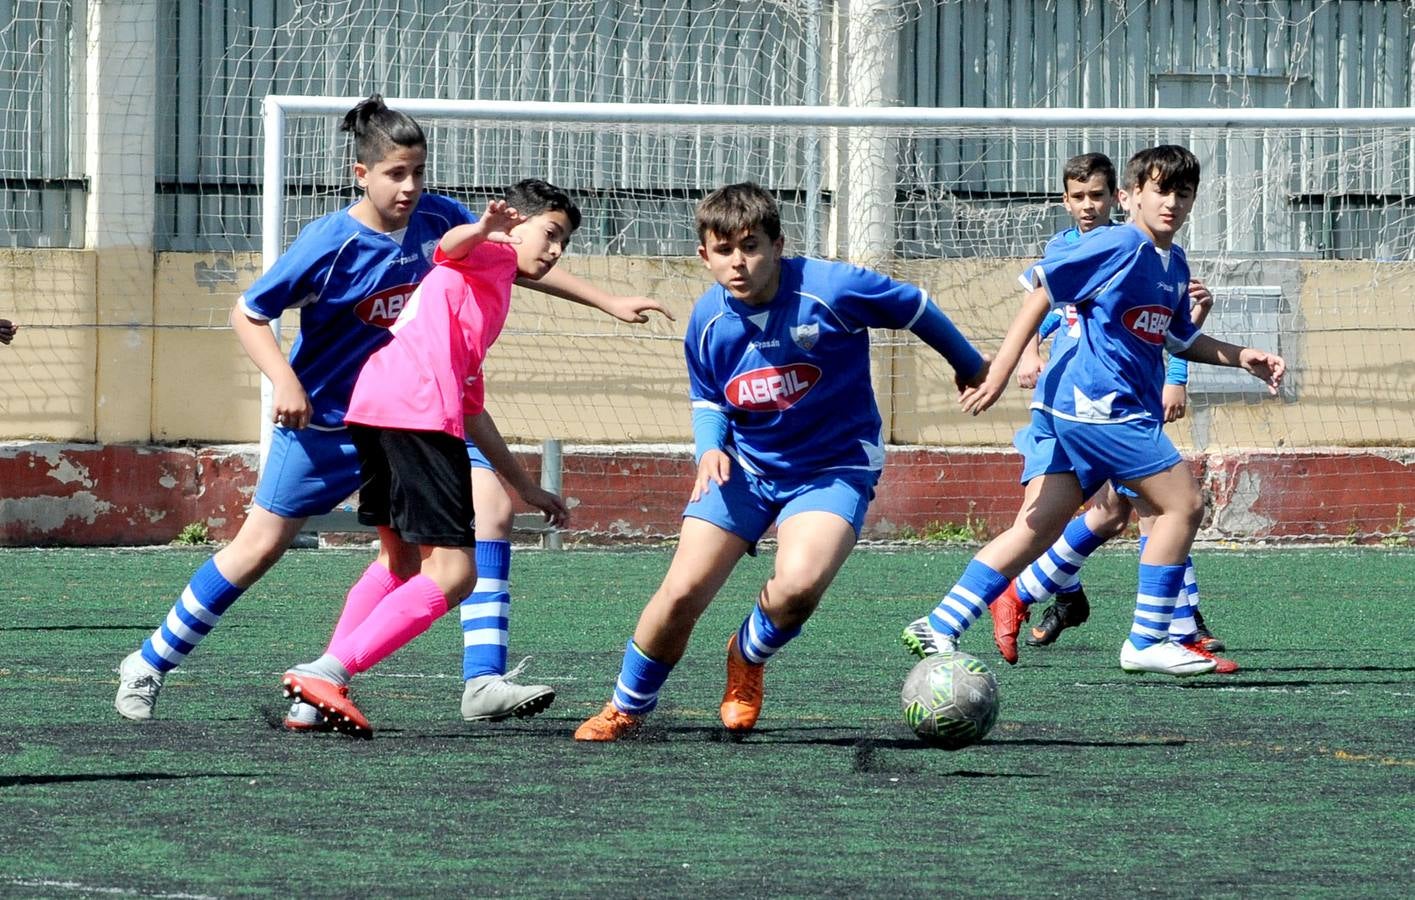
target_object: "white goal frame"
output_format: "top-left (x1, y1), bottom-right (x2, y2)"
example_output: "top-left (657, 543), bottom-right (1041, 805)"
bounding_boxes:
top-left (257, 96), bottom-right (1415, 462)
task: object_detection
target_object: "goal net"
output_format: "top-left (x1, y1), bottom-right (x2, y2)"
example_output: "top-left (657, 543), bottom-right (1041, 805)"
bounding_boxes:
top-left (260, 98), bottom-right (1415, 544)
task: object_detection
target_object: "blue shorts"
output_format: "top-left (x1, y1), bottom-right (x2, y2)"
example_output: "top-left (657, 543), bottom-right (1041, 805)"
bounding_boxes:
top-left (684, 467), bottom-right (878, 553)
top-left (1052, 416), bottom-right (1182, 498)
top-left (1014, 410), bottom-right (1073, 484)
top-left (255, 425), bottom-right (489, 518)
top-left (255, 426), bottom-right (362, 518)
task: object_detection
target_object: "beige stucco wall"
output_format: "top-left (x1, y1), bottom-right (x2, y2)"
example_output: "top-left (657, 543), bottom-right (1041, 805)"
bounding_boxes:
top-left (1, 250), bottom-right (1410, 448)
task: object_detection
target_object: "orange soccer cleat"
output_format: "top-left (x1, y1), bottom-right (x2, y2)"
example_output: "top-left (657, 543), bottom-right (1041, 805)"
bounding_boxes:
top-left (720, 635), bottom-right (765, 733)
top-left (1179, 640), bottom-right (1240, 675)
top-left (281, 670), bottom-right (371, 738)
top-left (573, 702), bottom-right (644, 742)
top-left (990, 581), bottom-right (1029, 665)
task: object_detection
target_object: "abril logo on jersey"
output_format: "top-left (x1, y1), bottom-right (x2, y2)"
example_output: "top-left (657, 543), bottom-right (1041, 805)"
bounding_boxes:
top-left (726, 364), bottom-right (820, 411)
top-left (354, 284), bottom-right (418, 328)
top-left (1121, 305), bottom-right (1173, 345)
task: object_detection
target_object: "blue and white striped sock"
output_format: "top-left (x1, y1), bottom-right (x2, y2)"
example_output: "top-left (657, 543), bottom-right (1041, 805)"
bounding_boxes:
top-left (735, 599), bottom-right (802, 665)
top-left (460, 539), bottom-right (511, 679)
top-left (140, 558), bottom-right (243, 673)
top-left (929, 559), bottom-right (1010, 638)
top-left (1168, 557), bottom-right (1200, 642)
top-left (1129, 563), bottom-right (1185, 649)
top-left (1016, 516), bottom-right (1107, 607)
top-left (612, 639), bottom-right (672, 715)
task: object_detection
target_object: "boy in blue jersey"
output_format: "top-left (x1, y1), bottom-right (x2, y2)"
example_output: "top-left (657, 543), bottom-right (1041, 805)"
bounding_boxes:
top-left (905, 145), bottom-right (1283, 678)
top-left (997, 156), bottom-right (1228, 665)
top-left (113, 96), bottom-right (667, 726)
top-left (575, 182), bottom-right (989, 741)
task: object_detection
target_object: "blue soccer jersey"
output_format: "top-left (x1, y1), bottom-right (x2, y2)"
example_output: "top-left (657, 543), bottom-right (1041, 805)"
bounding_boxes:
top-left (1027, 223), bottom-right (1199, 423)
top-left (684, 257), bottom-right (944, 481)
top-left (238, 193), bottom-right (475, 429)
top-left (1020, 223), bottom-right (1121, 351)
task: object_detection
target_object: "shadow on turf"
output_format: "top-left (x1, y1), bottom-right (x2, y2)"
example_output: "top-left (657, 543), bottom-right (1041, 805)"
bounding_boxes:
top-left (1, 772), bottom-right (268, 787)
top-left (0, 624), bottom-right (159, 631)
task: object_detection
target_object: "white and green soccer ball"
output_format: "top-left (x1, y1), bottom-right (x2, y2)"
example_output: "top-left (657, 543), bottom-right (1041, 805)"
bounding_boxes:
top-left (901, 651), bottom-right (1000, 750)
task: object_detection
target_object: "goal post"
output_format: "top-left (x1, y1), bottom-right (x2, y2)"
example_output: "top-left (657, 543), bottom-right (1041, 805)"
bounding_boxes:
top-left (259, 96), bottom-right (1415, 543)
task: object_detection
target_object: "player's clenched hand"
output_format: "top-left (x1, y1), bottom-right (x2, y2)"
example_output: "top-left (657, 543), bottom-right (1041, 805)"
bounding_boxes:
top-left (1162, 383), bottom-right (1188, 422)
top-left (0, 318), bottom-right (17, 345)
top-left (1016, 348), bottom-right (1043, 389)
top-left (271, 374), bottom-right (313, 429)
top-left (1240, 349), bottom-right (1285, 395)
top-left (520, 485), bottom-right (570, 529)
top-left (1188, 278), bottom-right (1213, 319)
top-left (602, 294), bottom-right (675, 324)
top-left (691, 449), bottom-right (731, 502)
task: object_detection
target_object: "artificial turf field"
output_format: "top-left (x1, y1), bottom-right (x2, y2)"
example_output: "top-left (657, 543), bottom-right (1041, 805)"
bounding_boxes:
top-left (1, 546), bottom-right (1412, 898)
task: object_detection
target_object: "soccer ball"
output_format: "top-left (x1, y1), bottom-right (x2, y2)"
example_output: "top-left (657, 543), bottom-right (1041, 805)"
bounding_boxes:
top-left (901, 651), bottom-right (1000, 750)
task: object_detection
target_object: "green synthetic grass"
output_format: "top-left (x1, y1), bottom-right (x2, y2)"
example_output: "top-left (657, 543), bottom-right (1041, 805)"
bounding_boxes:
top-left (1, 546), bottom-right (1412, 897)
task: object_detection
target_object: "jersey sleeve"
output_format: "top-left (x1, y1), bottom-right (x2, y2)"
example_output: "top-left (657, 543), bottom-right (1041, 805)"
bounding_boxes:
top-left (1029, 230), bottom-right (1135, 311)
top-left (1038, 309), bottom-right (1064, 339)
top-left (238, 225), bottom-right (338, 320)
top-left (824, 263), bottom-right (930, 331)
top-left (683, 303), bottom-right (726, 409)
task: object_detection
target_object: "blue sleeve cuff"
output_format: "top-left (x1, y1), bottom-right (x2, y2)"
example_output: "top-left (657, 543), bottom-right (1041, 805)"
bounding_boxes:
top-left (691, 405), bottom-right (729, 463)
top-left (910, 302), bottom-right (985, 381)
top-left (1038, 310), bottom-right (1063, 340)
top-left (1165, 355), bottom-right (1189, 385)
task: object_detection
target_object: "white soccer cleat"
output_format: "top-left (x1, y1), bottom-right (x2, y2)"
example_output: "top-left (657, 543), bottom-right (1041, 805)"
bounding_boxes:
top-left (902, 616), bottom-right (958, 659)
top-left (460, 657), bottom-right (556, 722)
top-left (115, 651), bottom-right (166, 720)
top-left (1119, 639), bottom-right (1217, 677)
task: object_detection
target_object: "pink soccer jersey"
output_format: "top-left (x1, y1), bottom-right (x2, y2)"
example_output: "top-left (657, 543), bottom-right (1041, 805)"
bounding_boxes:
top-left (344, 242), bottom-right (517, 438)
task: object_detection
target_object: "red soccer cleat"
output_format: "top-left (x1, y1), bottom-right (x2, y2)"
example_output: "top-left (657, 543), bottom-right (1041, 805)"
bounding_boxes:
top-left (990, 581), bottom-right (1029, 665)
top-left (281, 671), bottom-right (371, 738)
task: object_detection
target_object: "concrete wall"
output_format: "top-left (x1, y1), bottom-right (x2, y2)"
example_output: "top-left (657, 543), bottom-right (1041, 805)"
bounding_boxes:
top-left (2, 249), bottom-right (1412, 545)
top-left (6, 251), bottom-right (1411, 448)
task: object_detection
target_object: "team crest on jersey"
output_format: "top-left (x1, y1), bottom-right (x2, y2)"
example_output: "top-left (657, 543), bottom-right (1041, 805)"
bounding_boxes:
top-left (1121, 305), bottom-right (1173, 345)
top-left (726, 363), bottom-right (820, 411)
top-left (354, 283), bottom-right (419, 328)
top-left (790, 323), bottom-right (820, 351)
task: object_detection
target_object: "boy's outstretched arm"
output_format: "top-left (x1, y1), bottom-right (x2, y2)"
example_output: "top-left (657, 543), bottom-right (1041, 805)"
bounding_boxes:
top-left (464, 410), bottom-right (570, 528)
top-left (907, 300), bottom-right (988, 392)
top-left (959, 286), bottom-right (1052, 416)
top-left (518, 267), bottom-right (674, 324)
top-left (1176, 334), bottom-right (1285, 395)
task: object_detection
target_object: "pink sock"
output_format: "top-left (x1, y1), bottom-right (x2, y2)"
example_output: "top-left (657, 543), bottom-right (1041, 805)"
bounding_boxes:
top-left (327, 562), bottom-right (405, 650)
top-left (328, 574), bottom-right (450, 674)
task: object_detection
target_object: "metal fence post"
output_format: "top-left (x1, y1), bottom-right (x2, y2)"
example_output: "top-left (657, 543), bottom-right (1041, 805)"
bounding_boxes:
top-left (541, 438), bottom-right (563, 550)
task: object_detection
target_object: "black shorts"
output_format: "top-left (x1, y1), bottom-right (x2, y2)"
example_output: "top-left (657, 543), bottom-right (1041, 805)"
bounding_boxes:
top-left (349, 425), bottom-right (476, 547)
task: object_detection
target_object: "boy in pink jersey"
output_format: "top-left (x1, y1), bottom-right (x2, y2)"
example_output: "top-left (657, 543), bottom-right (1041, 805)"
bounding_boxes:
top-left (278, 180), bottom-right (577, 736)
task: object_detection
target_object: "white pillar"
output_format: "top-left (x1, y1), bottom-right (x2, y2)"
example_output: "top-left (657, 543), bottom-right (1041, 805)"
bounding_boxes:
top-left (839, 0), bottom-right (901, 268)
top-left (85, 0), bottom-right (158, 442)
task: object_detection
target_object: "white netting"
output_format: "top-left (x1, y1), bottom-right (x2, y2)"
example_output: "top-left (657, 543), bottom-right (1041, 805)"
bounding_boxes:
top-left (259, 106), bottom-right (1415, 543)
top-left (2, 0), bottom-right (1414, 543)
